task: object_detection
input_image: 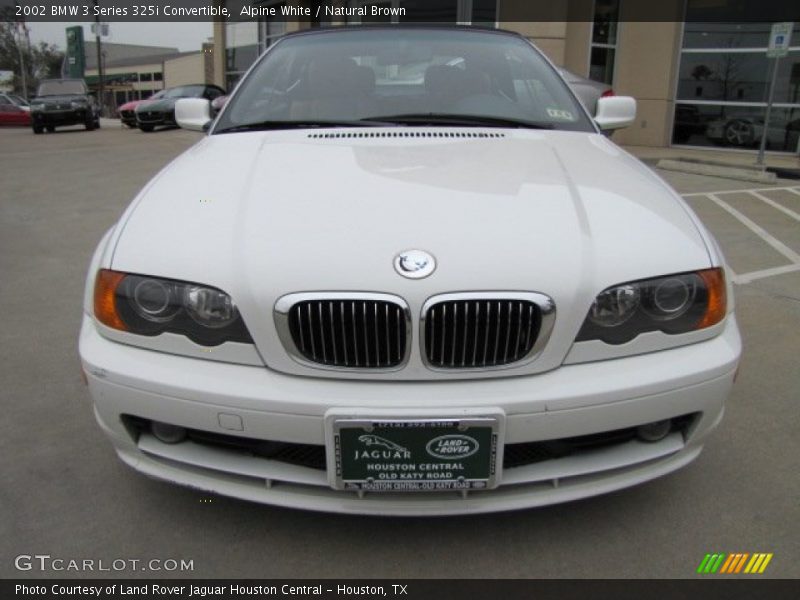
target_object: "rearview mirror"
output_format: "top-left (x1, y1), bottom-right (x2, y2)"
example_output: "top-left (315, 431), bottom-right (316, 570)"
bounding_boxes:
top-left (595, 96), bottom-right (636, 131)
top-left (175, 98), bottom-right (211, 132)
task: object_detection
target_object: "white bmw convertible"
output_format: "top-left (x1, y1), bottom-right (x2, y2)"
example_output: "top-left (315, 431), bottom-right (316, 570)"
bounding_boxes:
top-left (79, 27), bottom-right (741, 515)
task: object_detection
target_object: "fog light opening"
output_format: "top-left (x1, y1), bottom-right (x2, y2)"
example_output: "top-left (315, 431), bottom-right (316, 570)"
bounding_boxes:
top-left (636, 419), bottom-right (672, 443)
top-left (151, 421), bottom-right (187, 444)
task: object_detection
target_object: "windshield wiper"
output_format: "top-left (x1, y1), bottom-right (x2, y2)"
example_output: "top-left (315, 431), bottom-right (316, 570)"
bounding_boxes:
top-left (363, 113), bottom-right (555, 130)
top-left (215, 118), bottom-right (397, 134)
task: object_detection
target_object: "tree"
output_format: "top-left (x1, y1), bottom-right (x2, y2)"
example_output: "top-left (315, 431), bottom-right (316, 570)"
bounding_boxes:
top-left (690, 64), bottom-right (713, 81)
top-left (0, 8), bottom-right (64, 97)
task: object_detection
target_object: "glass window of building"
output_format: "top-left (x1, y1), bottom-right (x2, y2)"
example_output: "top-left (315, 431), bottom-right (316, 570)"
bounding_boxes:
top-left (590, 0), bottom-right (619, 85)
top-left (225, 20), bottom-right (260, 90)
top-left (673, 3), bottom-right (800, 152)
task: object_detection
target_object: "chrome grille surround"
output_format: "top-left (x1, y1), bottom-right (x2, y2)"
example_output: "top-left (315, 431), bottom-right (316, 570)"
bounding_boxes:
top-left (421, 292), bottom-right (556, 371)
top-left (274, 292), bottom-right (412, 372)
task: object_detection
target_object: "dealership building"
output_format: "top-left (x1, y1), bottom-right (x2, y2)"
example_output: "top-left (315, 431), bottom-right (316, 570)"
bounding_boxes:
top-left (209, 0), bottom-right (800, 154)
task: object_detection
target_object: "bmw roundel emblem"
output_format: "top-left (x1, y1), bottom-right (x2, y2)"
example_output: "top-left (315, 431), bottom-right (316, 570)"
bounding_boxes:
top-left (394, 250), bottom-right (436, 279)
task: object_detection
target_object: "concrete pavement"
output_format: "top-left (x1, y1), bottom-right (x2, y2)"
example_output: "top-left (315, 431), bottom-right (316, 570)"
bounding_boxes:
top-left (1, 124), bottom-right (798, 579)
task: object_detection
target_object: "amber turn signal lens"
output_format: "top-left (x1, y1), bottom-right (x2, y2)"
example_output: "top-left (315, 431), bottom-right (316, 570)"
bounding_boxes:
top-left (696, 268), bottom-right (726, 330)
top-left (94, 269), bottom-right (128, 331)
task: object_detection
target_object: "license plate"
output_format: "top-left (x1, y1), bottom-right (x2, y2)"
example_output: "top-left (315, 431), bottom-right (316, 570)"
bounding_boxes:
top-left (330, 417), bottom-right (501, 492)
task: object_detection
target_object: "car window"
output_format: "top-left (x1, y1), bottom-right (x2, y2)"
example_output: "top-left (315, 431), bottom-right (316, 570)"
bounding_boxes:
top-left (217, 29), bottom-right (593, 132)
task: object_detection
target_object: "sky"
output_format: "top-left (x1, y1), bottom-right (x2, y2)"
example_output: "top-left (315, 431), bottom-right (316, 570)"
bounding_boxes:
top-left (27, 22), bottom-right (213, 52)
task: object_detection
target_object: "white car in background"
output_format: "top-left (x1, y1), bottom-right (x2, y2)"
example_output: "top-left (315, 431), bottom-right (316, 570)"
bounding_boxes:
top-left (80, 27), bottom-right (740, 515)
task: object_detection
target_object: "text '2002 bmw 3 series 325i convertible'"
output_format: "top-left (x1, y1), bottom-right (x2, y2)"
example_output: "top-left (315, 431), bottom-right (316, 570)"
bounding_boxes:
top-left (79, 27), bottom-right (741, 516)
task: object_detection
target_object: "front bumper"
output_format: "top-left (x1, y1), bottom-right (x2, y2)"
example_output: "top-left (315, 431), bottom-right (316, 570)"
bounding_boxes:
top-left (79, 315), bottom-right (741, 515)
top-left (32, 109), bottom-right (88, 126)
top-left (136, 112), bottom-right (174, 127)
top-left (120, 111), bottom-right (136, 126)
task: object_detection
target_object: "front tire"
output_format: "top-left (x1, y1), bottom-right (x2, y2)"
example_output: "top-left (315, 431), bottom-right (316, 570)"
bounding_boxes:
top-left (46, 125), bottom-right (55, 133)
top-left (85, 118), bottom-right (95, 131)
top-left (33, 124), bottom-right (43, 134)
top-left (139, 124), bottom-right (154, 132)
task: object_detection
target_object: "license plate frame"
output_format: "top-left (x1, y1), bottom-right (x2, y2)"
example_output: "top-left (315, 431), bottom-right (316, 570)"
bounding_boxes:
top-left (329, 416), bottom-right (502, 492)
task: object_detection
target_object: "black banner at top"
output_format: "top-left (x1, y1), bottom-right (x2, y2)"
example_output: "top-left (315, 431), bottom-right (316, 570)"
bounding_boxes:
top-left (2, 0), bottom-right (800, 23)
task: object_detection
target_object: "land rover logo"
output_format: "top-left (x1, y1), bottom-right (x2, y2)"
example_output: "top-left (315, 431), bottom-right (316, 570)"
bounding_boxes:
top-left (426, 435), bottom-right (479, 460)
top-left (394, 250), bottom-right (436, 279)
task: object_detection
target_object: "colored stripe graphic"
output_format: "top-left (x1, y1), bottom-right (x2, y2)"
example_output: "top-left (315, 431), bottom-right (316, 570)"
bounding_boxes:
top-left (721, 553), bottom-right (749, 573)
top-left (697, 553), bottom-right (727, 574)
top-left (702, 552), bottom-right (774, 574)
top-left (719, 554), bottom-right (736, 573)
top-left (697, 554), bottom-right (713, 573)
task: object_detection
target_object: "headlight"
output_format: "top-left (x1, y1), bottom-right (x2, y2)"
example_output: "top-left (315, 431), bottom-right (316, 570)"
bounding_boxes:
top-left (576, 268), bottom-right (726, 344)
top-left (70, 100), bottom-right (87, 109)
top-left (93, 269), bottom-right (252, 346)
top-left (30, 103), bottom-right (44, 111)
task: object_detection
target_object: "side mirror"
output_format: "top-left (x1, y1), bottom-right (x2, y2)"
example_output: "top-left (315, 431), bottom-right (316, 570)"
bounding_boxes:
top-left (175, 98), bottom-right (211, 132)
top-left (595, 96), bottom-right (636, 131)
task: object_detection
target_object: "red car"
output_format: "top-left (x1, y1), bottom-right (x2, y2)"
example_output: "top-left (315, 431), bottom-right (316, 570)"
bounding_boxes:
top-left (0, 99), bottom-right (31, 126)
top-left (118, 90), bottom-right (166, 128)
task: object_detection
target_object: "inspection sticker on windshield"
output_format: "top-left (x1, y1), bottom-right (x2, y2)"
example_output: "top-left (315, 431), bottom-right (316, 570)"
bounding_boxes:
top-left (329, 417), bottom-right (502, 492)
top-left (546, 108), bottom-right (574, 120)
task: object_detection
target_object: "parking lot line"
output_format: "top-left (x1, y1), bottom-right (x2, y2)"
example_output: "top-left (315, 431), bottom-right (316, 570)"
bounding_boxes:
top-left (733, 263), bottom-right (800, 284)
top-left (681, 185), bottom-right (800, 197)
top-left (695, 192), bottom-right (800, 285)
top-left (747, 190), bottom-right (800, 223)
top-left (704, 194), bottom-right (800, 264)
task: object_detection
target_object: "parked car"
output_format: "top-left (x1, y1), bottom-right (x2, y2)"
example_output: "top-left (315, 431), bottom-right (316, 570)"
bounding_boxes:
top-left (0, 98), bottom-right (32, 126)
top-left (29, 79), bottom-right (99, 134)
top-left (135, 84), bottom-right (225, 132)
top-left (210, 94), bottom-right (228, 117)
top-left (118, 90), bottom-right (167, 128)
top-left (558, 68), bottom-right (614, 113)
top-left (705, 114), bottom-right (800, 150)
top-left (81, 27), bottom-right (740, 516)
top-left (0, 92), bottom-right (30, 111)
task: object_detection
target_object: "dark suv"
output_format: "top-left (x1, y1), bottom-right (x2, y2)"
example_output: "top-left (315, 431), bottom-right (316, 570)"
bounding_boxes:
top-left (30, 79), bottom-right (100, 134)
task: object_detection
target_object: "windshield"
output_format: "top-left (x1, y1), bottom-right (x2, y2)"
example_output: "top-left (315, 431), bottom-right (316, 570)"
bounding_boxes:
top-left (36, 80), bottom-right (87, 96)
top-left (163, 85), bottom-right (206, 99)
top-left (146, 90), bottom-right (167, 100)
top-left (215, 28), bottom-right (593, 133)
top-left (9, 94), bottom-right (29, 106)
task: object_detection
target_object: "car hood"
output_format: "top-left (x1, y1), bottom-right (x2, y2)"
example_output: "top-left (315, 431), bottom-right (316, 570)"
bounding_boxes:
top-left (136, 98), bottom-right (178, 112)
top-left (120, 99), bottom-right (146, 111)
top-left (110, 129), bottom-right (713, 379)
